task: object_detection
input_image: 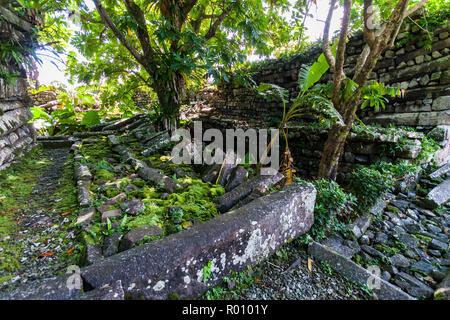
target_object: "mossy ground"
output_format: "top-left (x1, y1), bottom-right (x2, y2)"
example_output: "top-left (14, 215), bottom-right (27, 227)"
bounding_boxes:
top-left (0, 147), bottom-right (83, 288)
top-left (77, 134), bottom-right (226, 249)
top-left (0, 147), bottom-right (50, 276)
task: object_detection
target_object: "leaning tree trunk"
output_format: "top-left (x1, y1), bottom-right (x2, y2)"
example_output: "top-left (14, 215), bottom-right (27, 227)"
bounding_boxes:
top-left (317, 96), bottom-right (362, 180)
top-left (154, 71), bottom-right (186, 132)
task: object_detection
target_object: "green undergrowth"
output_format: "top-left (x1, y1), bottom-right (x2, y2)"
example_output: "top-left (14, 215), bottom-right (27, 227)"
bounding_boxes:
top-left (0, 147), bottom-right (51, 212)
top-left (201, 265), bottom-right (256, 300)
top-left (78, 136), bottom-right (226, 248)
top-left (347, 166), bottom-right (394, 213)
top-left (295, 156), bottom-right (426, 244)
top-left (51, 153), bottom-right (84, 268)
top-left (80, 137), bottom-right (111, 164)
top-left (0, 147), bottom-right (50, 276)
top-left (128, 177), bottom-right (225, 234)
top-left (0, 147), bottom-right (84, 282)
top-left (296, 178), bottom-right (356, 243)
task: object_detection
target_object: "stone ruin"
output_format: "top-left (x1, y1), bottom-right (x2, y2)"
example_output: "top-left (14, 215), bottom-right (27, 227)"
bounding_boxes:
top-left (0, 6), bottom-right (36, 171)
top-left (0, 10), bottom-right (449, 301)
top-left (195, 22), bottom-right (450, 172)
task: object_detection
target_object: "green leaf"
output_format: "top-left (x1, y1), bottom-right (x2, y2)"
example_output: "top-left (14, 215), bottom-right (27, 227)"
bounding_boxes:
top-left (81, 110), bottom-right (100, 126)
top-left (298, 41), bottom-right (338, 93)
top-left (107, 217), bottom-right (112, 231)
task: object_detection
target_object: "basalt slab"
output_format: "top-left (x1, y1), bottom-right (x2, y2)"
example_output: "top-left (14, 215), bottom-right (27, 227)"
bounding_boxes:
top-left (214, 173), bottom-right (284, 213)
top-left (79, 182), bottom-right (316, 299)
top-left (425, 177), bottom-right (450, 208)
top-left (1, 182), bottom-right (315, 300)
top-left (137, 166), bottom-right (181, 193)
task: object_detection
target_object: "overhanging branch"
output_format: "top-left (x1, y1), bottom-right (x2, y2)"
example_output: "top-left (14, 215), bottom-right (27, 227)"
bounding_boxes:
top-left (92, 0), bottom-right (146, 68)
top-left (322, 0), bottom-right (337, 73)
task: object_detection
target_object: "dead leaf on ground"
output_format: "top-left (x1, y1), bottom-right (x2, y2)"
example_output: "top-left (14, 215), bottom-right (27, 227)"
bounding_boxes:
top-left (38, 251), bottom-right (56, 258)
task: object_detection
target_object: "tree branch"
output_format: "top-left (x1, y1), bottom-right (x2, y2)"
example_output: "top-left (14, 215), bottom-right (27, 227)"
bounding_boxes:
top-left (332, 0), bottom-right (352, 107)
top-left (323, 0), bottom-right (338, 73)
top-left (122, 0), bottom-right (154, 60)
top-left (92, 0), bottom-right (146, 68)
top-left (404, 0), bottom-right (429, 18)
top-left (72, 11), bottom-right (103, 24)
top-left (205, 4), bottom-right (234, 40)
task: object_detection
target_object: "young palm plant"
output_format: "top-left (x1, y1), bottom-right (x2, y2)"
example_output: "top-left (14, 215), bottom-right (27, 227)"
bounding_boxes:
top-left (256, 47), bottom-right (343, 185)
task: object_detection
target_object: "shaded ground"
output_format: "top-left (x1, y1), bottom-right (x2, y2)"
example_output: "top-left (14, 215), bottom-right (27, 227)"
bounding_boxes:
top-left (0, 147), bottom-right (81, 293)
top-left (201, 242), bottom-right (372, 300)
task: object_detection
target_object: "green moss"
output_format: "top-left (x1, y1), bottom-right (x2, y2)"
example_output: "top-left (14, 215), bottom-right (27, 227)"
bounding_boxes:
top-left (0, 147), bottom-right (50, 212)
top-left (105, 187), bottom-right (121, 198)
top-left (81, 138), bottom-right (111, 163)
top-left (132, 179), bottom-right (146, 187)
top-left (127, 179), bottom-right (225, 233)
top-left (411, 234), bottom-right (433, 243)
top-left (375, 244), bottom-right (401, 255)
top-left (0, 243), bottom-right (22, 272)
top-left (96, 169), bottom-right (116, 181)
top-left (0, 215), bottom-right (16, 240)
top-left (386, 205), bottom-right (400, 214)
top-left (0, 275), bottom-right (14, 285)
top-left (168, 293), bottom-right (180, 300)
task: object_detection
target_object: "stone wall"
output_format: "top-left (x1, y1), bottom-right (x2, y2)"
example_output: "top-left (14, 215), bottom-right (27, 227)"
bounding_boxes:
top-left (0, 7), bottom-right (37, 171)
top-left (196, 23), bottom-right (449, 129)
top-left (193, 22), bottom-right (450, 171)
top-left (32, 89), bottom-right (57, 105)
top-left (200, 117), bottom-right (432, 182)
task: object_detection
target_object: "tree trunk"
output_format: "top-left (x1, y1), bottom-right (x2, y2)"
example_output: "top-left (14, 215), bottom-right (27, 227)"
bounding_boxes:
top-left (154, 71), bottom-right (186, 132)
top-left (318, 96), bottom-right (361, 180)
top-left (317, 124), bottom-right (349, 180)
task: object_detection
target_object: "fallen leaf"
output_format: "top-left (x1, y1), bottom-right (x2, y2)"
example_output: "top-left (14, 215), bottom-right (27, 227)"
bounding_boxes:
top-left (307, 257), bottom-right (313, 273)
top-left (61, 211), bottom-right (71, 216)
top-left (434, 287), bottom-right (450, 297)
top-left (67, 247), bottom-right (74, 255)
top-left (17, 218), bottom-right (25, 224)
top-left (38, 251), bottom-right (55, 258)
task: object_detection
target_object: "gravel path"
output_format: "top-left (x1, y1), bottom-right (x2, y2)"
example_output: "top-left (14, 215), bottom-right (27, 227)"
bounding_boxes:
top-left (202, 242), bottom-right (372, 300)
top-left (0, 148), bottom-right (80, 293)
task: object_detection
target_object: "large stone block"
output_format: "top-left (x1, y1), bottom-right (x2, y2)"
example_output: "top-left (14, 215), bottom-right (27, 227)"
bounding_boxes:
top-left (425, 178), bottom-right (450, 208)
top-left (0, 107), bottom-right (33, 136)
top-left (214, 173), bottom-right (284, 213)
top-left (0, 101), bottom-right (23, 113)
top-left (138, 165), bottom-right (180, 193)
top-left (367, 110), bottom-right (450, 126)
top-left (308, 242), bottom-right (414, 300)
top-left (432, 96), bottom-right (450, 111)
top-left (80, 183), bottom-right (316, 299)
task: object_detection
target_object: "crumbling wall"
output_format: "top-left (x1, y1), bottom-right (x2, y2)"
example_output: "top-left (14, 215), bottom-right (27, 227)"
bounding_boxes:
top-left (195, 22), bottom-right (450, 169)
top-left (196, 23), bottom-right (449, 128)
top-left (0, 7), bottom-right (37, 171)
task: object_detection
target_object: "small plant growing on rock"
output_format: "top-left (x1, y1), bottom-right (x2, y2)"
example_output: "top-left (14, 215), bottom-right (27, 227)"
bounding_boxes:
top-left (348, 167), bottom-right (394, 213)
top-left (297, 178), bottom-right (356, 242)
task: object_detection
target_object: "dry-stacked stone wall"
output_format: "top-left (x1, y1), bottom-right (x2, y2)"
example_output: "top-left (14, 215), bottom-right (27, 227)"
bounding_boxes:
top-left (195, 22), bottom-right (450, 173)
top-left (0, 7), bottom-right (37, 171)
top-left (197, 24), bottom-right (449, 127)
